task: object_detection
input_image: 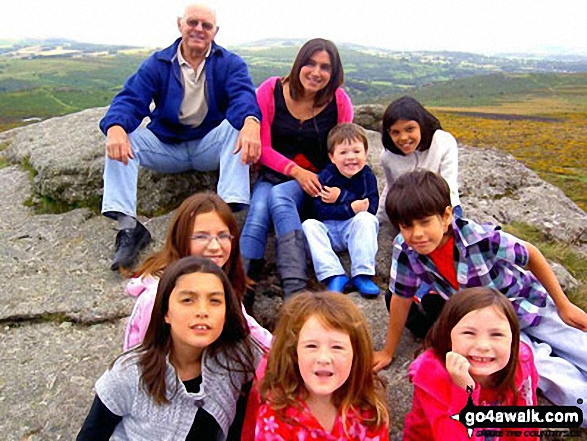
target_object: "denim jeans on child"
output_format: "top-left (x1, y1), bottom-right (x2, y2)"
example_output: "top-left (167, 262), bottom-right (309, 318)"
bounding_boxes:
top-left (302, 211), bottom-right (379, 281)
top-left (101, 119), bottom-right (247, 218)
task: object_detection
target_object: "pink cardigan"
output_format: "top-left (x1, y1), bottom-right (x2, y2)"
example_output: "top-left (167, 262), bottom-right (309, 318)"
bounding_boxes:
top-left (255, 76), bottom-right (354, 176)
top-left (403, 344), bottom-right (538, 441)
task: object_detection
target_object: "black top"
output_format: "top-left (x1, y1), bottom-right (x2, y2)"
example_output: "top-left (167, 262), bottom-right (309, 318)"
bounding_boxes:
top-left (259, 79), bottom-right (338, 185)
top-left (77, 376), bottom-right (252, 440)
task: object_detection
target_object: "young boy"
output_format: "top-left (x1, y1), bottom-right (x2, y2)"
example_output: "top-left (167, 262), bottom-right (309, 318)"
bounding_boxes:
top-left (302, 123), bottom-right (380, 297)
top-left (373, 170), bottom-right (587, 425)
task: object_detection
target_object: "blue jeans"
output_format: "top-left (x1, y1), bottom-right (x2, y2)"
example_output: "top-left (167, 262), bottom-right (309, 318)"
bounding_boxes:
top-left (269, 180), bottom-right (306, 237)
top-left (240, 180), bottom-right (274, 260)
top-left (101, 120), bottom-right (247, 218)
top-left (302, 212), bottom-right (379, 281)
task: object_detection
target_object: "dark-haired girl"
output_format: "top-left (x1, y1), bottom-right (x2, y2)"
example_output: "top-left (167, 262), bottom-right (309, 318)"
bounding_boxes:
top-left (77, 257), bottom-right (263, 440)
top-left (378, 96), bottom-right (460, 224)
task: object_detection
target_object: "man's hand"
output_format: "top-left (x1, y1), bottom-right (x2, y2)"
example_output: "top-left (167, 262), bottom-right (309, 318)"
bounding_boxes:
top-left (319, 186), bottom-right (341, 204)
top-left (446, 351), bottom-right (475, 390)
top-left (351, 198), bottom-right (369, 214)
top-left (290, 166), bottom-right (321, 197)
top-left (558, 301), bottom-right (587, 331)
top-left (373, 349), bottom-right (393, 372)
top-left (106, 125), bottom-right (133, 165)
top-left (234, 117), bottom-right (261, 164)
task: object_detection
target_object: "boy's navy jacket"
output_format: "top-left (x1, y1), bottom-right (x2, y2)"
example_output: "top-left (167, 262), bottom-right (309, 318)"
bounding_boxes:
top-left (313, 163), bottom-right (379, 221)
top-left (100, 38), bottom-right (261, 144)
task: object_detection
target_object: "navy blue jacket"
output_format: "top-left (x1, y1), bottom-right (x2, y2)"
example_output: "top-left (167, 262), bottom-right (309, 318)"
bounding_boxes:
top-left (100, 38), bottom-right (261, 144)
top-left (313, 163), bottom-right (379, 221)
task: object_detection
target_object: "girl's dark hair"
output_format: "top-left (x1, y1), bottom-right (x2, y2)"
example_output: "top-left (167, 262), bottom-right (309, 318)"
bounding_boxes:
top-left (381, 96), bottom-right (442, 155)
top-left (284, 38), bottom-right (344, 108)
top-left (134, 192), bottom-right (247, 302)
top-left (137, 256), bottom-right (256, 405)
top-left (385, 170), bottom-right (451, 228)
top-left (426, 287), bottom-right (520, 399)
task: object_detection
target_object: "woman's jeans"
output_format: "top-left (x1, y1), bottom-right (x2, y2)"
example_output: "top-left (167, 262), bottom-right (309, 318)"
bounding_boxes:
top-left (269, 180), bottom-right (306, 236)
top-left (240, 180), bottom-right (274, 260)
top-left (240, 179), bottom-right (307, 260)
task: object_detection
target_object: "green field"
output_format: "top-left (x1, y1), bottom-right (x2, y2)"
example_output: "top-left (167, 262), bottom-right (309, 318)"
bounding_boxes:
top-left (0, 54), bottom-right (149, 130)
top-left (368, 71), bottom-right (587, 213)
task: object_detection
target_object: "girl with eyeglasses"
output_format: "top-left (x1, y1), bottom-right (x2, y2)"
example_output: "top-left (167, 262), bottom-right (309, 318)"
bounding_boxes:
top-left (123, 192), bottom-right (271, 351)
top-left (239, 38), bottom-right (354, 297)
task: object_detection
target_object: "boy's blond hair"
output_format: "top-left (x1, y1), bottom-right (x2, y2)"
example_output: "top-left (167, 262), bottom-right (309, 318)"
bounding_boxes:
top-left (327, 123), bottom-right (369, 155)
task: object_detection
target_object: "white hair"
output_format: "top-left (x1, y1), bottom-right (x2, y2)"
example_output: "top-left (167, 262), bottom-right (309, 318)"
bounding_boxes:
top-left (179, 3), bottom-right (217, 24)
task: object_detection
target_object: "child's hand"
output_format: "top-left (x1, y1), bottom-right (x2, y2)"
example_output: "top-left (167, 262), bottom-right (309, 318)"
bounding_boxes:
top-left (446, 351), bottom-right (475, 391)
top-left (351, 198), bottom-right (369, 214)
top-left (319, 186), bottom-right (341, 204)
top-left (558, 302), bottom-right (587, 331)
top-left (373, 350), bottom-right (393, 372)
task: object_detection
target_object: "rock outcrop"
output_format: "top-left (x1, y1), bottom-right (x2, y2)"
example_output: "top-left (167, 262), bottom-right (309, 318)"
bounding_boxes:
top-left (0, 108), bottom-right (585, 440)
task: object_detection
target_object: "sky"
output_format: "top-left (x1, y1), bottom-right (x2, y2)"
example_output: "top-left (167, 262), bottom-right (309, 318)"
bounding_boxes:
top-left (1, 0), bottom-right (586, 55)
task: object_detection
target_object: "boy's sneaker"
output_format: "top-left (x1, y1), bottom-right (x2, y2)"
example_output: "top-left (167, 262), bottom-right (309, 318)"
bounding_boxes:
top-left (326, 275), bottom-right (349, 293)
top-left (351, 275), bottom-right (380, 298)
top-left (111, 222), bottom-right (152, 271)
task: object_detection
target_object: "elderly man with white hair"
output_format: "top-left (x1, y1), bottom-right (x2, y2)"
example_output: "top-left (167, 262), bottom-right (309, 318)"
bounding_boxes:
top-left (100, 3), bottom-right (261, 271)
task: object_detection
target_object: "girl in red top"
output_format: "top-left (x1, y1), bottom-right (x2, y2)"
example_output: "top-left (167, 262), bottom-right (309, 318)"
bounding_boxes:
top-left (404, 287), bottom-right (539, 441)
top-left (254, 291), bottom-right (389, 440)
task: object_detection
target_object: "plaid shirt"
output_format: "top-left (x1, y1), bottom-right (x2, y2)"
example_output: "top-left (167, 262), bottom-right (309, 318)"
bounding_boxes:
top-left (390, 217), bottom-right (547, 329)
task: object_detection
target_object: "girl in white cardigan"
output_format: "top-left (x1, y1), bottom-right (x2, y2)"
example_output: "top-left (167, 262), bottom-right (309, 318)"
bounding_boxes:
top-left (377, 96), bottom-right (461, 225)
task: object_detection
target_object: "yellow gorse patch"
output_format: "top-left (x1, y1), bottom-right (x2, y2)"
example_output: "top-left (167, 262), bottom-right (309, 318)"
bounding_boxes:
top-left (435, 110), bottom-right (587, 212)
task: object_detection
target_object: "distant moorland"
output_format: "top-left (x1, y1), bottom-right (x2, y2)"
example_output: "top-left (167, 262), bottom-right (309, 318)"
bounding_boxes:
top-left (1, 38), bottom-right (586, 211)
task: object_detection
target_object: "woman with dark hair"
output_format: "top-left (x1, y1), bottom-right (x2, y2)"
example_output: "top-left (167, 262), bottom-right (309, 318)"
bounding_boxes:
top-left (239, 38), bottom-right (354, 296)
top-left (77, 256), bottom-right (263, 440)
top-left (377, 96), bottom-right (461, 225)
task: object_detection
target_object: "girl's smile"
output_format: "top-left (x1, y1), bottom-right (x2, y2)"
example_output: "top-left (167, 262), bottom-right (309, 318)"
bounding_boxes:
top-left (450, 305), bottom-right (513, 387)
top-left (388, 119), bottom-right (422, 155)
top-left (189, 211), bottom-right (232, 267)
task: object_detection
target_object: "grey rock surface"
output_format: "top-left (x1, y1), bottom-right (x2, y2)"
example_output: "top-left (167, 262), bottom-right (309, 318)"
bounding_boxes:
top-left (4, 108), bottom-right (218, 216)
top-left (0, 109), bottom-right (585, 440)
top-left (353, 104), bottom-right (386, 131)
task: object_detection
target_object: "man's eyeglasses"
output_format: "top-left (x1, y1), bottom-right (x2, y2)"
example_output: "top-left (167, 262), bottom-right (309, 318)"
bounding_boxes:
top-left (189, 233), bottom-right (233, 246)
top-left (185, 19), bottom-right (215, 31)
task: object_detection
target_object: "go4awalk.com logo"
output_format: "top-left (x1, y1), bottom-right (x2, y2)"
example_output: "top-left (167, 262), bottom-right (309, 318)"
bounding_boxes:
top-left (451, 387), bottom-right (583, 438)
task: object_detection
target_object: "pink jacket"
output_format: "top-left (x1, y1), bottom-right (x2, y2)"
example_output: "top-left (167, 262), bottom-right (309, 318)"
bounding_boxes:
top-left (403, 344), bottom-right (538, 441)
top-left (255, 76), bottom-right (354, 176)
top-left (124, 275), bottom-right (273, 351)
